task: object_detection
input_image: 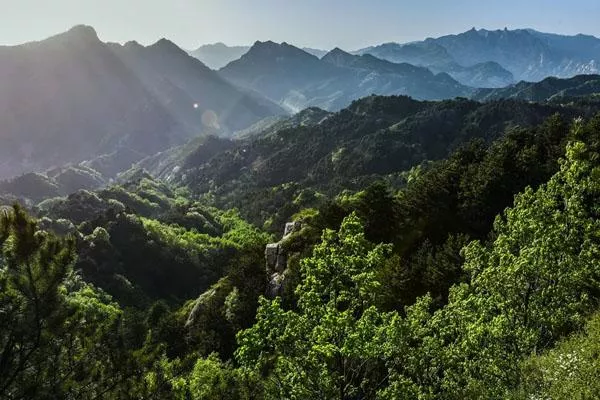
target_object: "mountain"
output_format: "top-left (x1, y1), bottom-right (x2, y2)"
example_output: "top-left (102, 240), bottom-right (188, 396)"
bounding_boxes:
top-left (0, 26), bottom-right (283, 180)
top-left (162, 95), bottom-right (586, 228)
top-left (355, 41), bottom-right (514, 87)
top-left (473, 74), bottom-right (600, 102)
top-left (428, 28), bottom-right (600, 82)
top-left (356, 41), bottom-right (454, 66)
top-left (358, 28), bottom-right (600, 86)
top-left (219, 42), bottom-right (470, 112)
top-left (444, 61), bottom-right (514, 88)
top-left (136, 107), bottom-right (333, 181)
top-left (189, 43), bottom-right (329, 70)
top-left (0, 25), bottom-right (180, 180)
top-left (109, 39), bottom-right (284, 134)
top-left (189, 42), bottom-right (250, 69)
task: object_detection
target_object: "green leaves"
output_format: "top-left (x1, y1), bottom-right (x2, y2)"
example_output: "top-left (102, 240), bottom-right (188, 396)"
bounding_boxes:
top-left (236, 213), bottom-right (393, 399)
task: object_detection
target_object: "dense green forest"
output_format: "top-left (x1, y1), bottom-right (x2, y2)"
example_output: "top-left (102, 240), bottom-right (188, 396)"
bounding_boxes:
top-left (2, 95), bottom-right (600, 399)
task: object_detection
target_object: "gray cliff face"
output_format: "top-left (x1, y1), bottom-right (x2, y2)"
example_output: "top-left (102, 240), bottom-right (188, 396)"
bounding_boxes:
top-left (265, 222), bottom-right (302, 297)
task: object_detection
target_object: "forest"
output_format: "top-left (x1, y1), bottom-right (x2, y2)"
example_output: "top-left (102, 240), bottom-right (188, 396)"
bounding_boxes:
top-left (2, 93), bottom-right (600, 399)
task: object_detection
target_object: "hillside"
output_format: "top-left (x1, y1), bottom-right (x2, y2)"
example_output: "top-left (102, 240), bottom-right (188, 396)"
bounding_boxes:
top-left (162, 96), bottom-right (587, 229)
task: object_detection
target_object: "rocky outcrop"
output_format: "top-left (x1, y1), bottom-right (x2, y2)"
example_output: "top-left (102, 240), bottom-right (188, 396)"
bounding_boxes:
top-left (265, 222), bottom-right (301, 297)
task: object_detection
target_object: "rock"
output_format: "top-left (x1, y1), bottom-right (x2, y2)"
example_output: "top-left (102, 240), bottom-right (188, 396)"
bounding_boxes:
top-left (267, 272), bottom-right (285, 298)
top-left (265, 243), bottom-right (280, 273)
top-left (284, 221), bottom-right (302, 237)
top-left (265, 221), bottom-right (301, 297)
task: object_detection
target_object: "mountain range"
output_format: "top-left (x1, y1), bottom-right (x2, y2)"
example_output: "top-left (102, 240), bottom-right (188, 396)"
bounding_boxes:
top-left (219, 41), bottom-right (469, 112)
top-left (2, 25), bottom-right (600, 182)
top-left (193, 28), bottom-right (600, 90)
top-left (190, 43), bottom-right (327, 69)
top-left (358, 28), bottom-right (600, 85)
top-left (0, 26), bottom-right (282, 179)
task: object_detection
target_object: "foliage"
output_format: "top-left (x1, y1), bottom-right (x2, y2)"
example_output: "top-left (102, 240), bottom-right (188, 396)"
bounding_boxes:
top-left (515, 312), bottom-right (600, 400)
top-left (237, 214), bottom-right (394, 399)
top-left (0, 205), bottom-right (137, 399)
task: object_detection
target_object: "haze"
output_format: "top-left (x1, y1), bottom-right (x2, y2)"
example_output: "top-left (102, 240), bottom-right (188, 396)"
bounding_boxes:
top-left (1, 0), bottom-right (599, 50)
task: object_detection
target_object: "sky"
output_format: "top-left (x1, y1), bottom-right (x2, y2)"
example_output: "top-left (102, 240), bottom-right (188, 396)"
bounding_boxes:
top-left (1, 0), bottom-right (599, 50)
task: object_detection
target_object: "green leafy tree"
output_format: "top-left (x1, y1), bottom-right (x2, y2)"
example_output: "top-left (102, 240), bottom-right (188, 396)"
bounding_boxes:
top-left (387, 126), bottom-right (600, 399)
top-left (236, 213), bottom-right (393, 399)
top-left (515, 311), bottom-right (600, 400)
top-left (0, 205), bottom-right (134, 399)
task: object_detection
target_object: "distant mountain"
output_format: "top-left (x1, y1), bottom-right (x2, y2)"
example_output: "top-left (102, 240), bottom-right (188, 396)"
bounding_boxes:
top-left (473, 74), bottom-right (600, 102)
top-left (189, 42), bottom-right (250, 69)
top-left (0, 26), bottom-right (178, 180)
top-left (219, 41), bottom-right (470, 112)
top-left (189, 43), bottom-right (329, 69)
top-left (358, 28), bottom-right (600, 86)
top-left (428, 28), bottom-right (600, 82)
top-left (355, 41), bottom-right (514, 87)
top-left (0, 26), bottom-right (283, 180)
top-left (356, 41), bottom-right (454, 67)
top-left (109, 39), bottom-right (284, 134)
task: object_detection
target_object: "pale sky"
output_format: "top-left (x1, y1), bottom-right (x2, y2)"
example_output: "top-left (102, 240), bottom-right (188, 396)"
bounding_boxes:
top-left (1, 0), bottom-right (599, 50)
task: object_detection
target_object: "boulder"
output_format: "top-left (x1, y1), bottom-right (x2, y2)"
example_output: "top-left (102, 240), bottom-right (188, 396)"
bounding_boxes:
top-left (265, 221), bottom-right (301, 297)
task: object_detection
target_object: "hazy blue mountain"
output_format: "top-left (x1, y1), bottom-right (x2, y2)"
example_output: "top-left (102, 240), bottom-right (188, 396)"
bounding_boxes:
top-left (473, 74), bottom-right (600, 102)
top-left (355, 41), bottom-right (455, 68)
top-left (429, 28), bottom-right (600, 81)
top-left (355, 41), bottom-right (514, 87)
top-left (109, 39), bottom-right (284, 134)
top-left (190, 43), bottom-right (329, 69)
top-left (358, 28), bottom-right (600, 86)
top-left (0, 25), bottom-right (180, 180)
top-left (219, 42), bottom-right (470, 112)
top-left (0, 26), bottom-right (283, 180)
top-left (526, 29), bottom-right (600, 61)
top-left (189, 42), bottom-right (250, 69)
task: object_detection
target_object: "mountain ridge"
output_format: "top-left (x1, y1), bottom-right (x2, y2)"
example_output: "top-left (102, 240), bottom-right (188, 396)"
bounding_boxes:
top-left (0, 26), bottom-right (284, 179)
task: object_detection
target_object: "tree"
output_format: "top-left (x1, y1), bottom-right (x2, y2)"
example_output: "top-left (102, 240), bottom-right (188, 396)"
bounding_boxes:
top-left (0, 205), bottom-right (132, 399)
top-left (400, 126), bottom-right (600, 399)
top-left (236, 213), bottom-right (394, 399)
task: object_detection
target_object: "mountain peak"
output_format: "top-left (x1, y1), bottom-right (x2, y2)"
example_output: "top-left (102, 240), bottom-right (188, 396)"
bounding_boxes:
top-left (252, 40), bottom-right (277, 48)
top-left (66, 25), bottom-right (99, 40)
top-left (149, 38), bottom-right (187, 55)
top-left (322, 47), bottom-right (355, 66)
top-left (123, 40), bottom-right (144, 49)
top-left (330, 47), bottom-right (350, 55)
top-left (244, 40), bottom-right (315, 61)
top-left (39, 24), bottom-right (102, 48)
